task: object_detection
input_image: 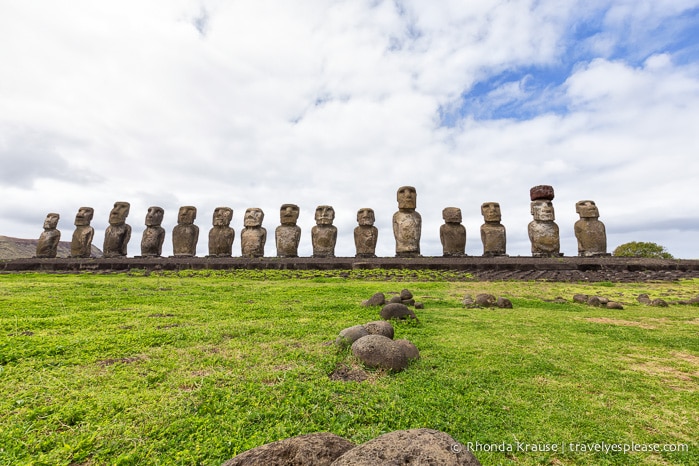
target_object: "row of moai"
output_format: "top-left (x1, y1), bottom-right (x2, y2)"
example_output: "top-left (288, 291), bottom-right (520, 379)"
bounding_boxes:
top-left (34, 185), bottom-right (608, 259)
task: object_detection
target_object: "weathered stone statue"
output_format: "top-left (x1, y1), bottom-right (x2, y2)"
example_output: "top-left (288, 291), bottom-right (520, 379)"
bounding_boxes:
top-left (172, 206), bottom-right (199, 257)
top-left (354, 208), bottom-right (378, 258)
top-left (393, 186), bottom-right (421, 257)
top-left (35, 213), bottom-right (61, 258)
top-left (275, 204), bottom-right (301, 257)
top-left (574, 200), bottom-right (609, 257)
top-left (312, 205), bottom-right (337, 258)
top-left (208, 207), bottom-right (235, 257)
top-left (439, 207), bottom-right (466, 257)
top-left (140, 206), bottom-right (165, 257)
top-left (103, 201), bottom-right (131, 258)
top-left (528, 186), bottom-right (561, 257)
top-left (70, 207), bottom-right (95, 258)
top-left (240, 207), bottom-right (266, 258)
top-left (480, 202), bottom-right (507, 256)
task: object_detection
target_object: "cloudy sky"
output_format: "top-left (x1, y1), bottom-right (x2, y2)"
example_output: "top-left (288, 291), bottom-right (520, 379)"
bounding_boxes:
top-left (2, 0), bottom-right (698, 258)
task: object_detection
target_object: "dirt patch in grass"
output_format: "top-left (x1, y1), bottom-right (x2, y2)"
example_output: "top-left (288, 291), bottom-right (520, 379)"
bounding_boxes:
top-left (624, 353), bottom-right (699, 391)
top-left (329, 363), bottom-right (369, 382)
top-left (97, 355), bottom-right (146, 366)
top-left (585, 317), bottom-right (657, 329)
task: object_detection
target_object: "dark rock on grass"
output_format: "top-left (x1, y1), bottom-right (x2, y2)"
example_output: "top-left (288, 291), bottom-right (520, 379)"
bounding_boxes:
top-left (587, 296), bottom-right (604, 307)
top-left (414, 302), bottom-right (424, 309)
top-left (607, 301), bottom-right (624, 310)
top-left (330, 428), bottom-right (481, 466)
top-left (335, 325), bottom-right (369, 349)
top-left (651, 298), bottom-right (669, 307)
top-left (637, 293), bottom-right (651, 304)
top-left (363, 320), bottom-right (394, 339)
top-left (351, 335), bottom-right (408, 372)
top-left (400, 289), bottom-right (413, 300)
top-left (222, 432), bottom-right (355, 466)
top-left (496, 297), bottom-right (513, 308)
top-left (475, 293), bottom-right (496, 307)
top-left (361, 292), bottom-right (386, 307)
top-left (394, 339), bottom-right (420, 361)
top-left (573, 294), bottom-right (589, 304)
top-left (380, 303), bottom-right (418, 321)
top-left (388, 295), bottom-right (403, 304)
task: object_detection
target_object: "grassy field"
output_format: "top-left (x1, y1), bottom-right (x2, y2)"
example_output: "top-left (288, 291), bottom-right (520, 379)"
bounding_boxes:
top-left (0, 270), bottom-right (697, 465)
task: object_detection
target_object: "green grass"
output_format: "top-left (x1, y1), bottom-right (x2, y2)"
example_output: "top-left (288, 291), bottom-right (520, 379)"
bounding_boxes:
top-left (0, 270), bottom-right (697, 465)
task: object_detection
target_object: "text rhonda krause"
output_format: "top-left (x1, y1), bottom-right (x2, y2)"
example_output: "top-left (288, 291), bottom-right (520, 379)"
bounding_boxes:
top-left (460, 441), bottom-right (689, 454)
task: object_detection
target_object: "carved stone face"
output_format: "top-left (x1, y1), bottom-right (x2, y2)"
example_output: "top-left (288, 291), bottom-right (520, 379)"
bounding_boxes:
top-left (315, 205), bottom-right (335, 225)
top-left (44, 213), bottom-right (59, 229)
top-left (145, 206), bottom-right (164, 227)
top-left (481, 202), bottom-right (501, 222)
top-left (213, 207), bottom-right (233, 227)
top-left (576, 200), bottom-right (599, 219)
top-left (74, 207), bottom-right (94, 226)
top-left (244, 208), bottom-right (264, 227)
top-left (397, 186), bottom-right (417, 210)
top-left (178, 206), bottom-right (197, 225)
top-left (280, 204), bottom-right (300, 225)
top-left (109, 202), bottom-right (130, 226)
top-left (357, 208), bottom-right (375, 226)
top-left (531, 200), bottom-right (555, 221)
top-left (442, 207), bottom-right (462, 223)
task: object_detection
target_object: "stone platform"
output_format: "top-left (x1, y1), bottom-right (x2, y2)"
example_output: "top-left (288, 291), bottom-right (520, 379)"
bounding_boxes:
top-left (3, 256), bottom-right (699, 282)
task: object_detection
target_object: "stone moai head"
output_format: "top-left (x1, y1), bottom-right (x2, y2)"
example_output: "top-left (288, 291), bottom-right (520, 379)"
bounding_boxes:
top-left (481, 202), bottom-right (501, 223)
top-left (74, 207), bottom-right (94, 226)
top-left (212, 207), bottom-right (233, 227)
top-left (43, 213), bottom-right (60, 230)
top-left (576, 200), bottom-right (600, 219)
top-left (109, 202), bottom-right (130, 226)
top-left (145, 206), bottom-right (164, 227)
top-left (530, 185), bottom-right (555, 222)
top-left (442, 207), bottom-right (462, 224)
top-left (397, 186), bottom-right (417, 210)
top-left (531, 200), bottom-right (555, 221)
top-left (280, 204), bottom-right (300, 225)
top-left (357, 208), bottom-right (375, 226)
top-left (315, 205), bottom-right (335, 226)
top-left (177, 206), bottom-right (197, 225)
top-left (244, 208), bottom-right (264, 227)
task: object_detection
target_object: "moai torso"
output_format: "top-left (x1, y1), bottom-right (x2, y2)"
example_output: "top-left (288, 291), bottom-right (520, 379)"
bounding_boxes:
top-left (440, 207), bottom-right (466, 257)
top-left (172, 206), bottom-right (199, 257)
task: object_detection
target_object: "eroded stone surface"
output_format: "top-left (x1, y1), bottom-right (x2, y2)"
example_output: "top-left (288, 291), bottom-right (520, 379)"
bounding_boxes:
top-left (393, 186), bottom-right (421, 257)
top-left (222, 432), bottom-right (355, 466)
top-left (330, 428), bottom-right (481, 466)
top-left (351, 334), bottom-right (408, 372)
top-left (35, 213), bottom-right (61, 258)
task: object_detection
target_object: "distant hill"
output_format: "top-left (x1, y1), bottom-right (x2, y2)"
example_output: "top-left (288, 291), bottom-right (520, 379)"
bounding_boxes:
top-left (0, 235), bottom-right (103, 259)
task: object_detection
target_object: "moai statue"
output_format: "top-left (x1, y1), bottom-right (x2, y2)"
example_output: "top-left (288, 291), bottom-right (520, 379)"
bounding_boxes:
top-left (208, 207), bottom-right (235, 257)
top-left (393, 186), bottom-right (421, 257)
top-left (140, 206), bottom-right (165, 257)
top-left (275, 204), bottom-right (301, 257)
top-left (480, 202), bottom-right (507, 257)
top-left (354, 208), bottom-right (378, 258)
top-left (35, 213), bottom-right (61, 258)
top-left (528, 185), bottom-right (562, 257)
top-left (312, 205), bottom-right (338, 258)
top-left (70, 207), bottom-right (95, 258)
top-left (440, 207), bottom-right (466, 257)
top-left (103, 201), bottom-right (131, 258)
top-left (240, 207), bottom-right (266, 258)
top-left (574, 200), bottom-right (609, 257)
top-left (172, 206), bottom-right (199, 257)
